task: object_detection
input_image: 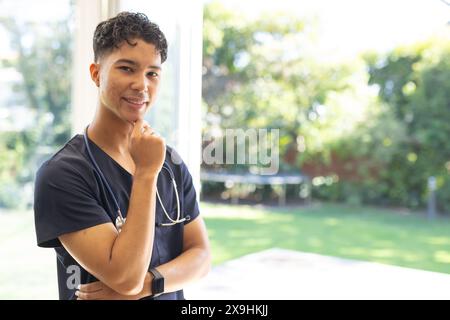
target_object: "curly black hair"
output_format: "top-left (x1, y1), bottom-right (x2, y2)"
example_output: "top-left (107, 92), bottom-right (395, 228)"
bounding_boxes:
top-left (93, 12), bottom-right (168, 63)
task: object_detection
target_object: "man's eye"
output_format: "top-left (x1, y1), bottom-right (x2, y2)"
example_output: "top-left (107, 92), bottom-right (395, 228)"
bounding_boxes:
top-left (148, 72), bottom-right (159, 78)
top-left (119, 66), bottom-right (133, 72)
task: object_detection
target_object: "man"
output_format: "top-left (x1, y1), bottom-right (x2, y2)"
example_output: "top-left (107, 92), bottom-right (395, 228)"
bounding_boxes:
top-left (34, 12), bottom-right (210, 300)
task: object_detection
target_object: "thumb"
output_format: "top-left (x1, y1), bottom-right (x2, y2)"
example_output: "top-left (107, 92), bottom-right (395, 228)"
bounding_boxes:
top-left (131, 119), bottom-right (144, 137)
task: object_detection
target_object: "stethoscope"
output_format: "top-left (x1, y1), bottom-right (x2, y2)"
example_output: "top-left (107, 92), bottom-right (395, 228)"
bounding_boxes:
top-left (83, 126), bottom-right (190, 231)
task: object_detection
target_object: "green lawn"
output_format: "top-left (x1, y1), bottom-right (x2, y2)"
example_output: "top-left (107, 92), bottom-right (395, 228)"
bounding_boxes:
top-left (202, 202), bottom-right (450, 274)
top-left (0, 202), bottom-right (449, 299)
top-left (0, 209), bottom-right (58, 299)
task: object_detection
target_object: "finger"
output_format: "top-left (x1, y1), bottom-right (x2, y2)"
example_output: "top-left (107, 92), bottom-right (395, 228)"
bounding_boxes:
top-left (134, 118), bottom-right (143, 127)
top-left (131, 120), bottom-right (145, 138)
top-left (141, 125), bottom-right (150, 134)
top-left (142, 127), bottom-right (156, 136)
top-left (75, 290), bottom-right (99, 300)
top-left (78, 281), bottom-right (103, 293)
top-left (138, 121), bottom-right (153, 135)
top-left (133, 118), bottom-right (144, 130)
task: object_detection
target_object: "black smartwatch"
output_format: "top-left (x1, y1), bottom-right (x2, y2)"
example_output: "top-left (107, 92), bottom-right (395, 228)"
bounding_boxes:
top-left (149, 268), bottom-right (164, 297)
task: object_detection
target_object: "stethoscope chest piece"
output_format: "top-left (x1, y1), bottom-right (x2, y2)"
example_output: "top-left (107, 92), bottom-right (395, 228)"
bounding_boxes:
top-left (115, 216), bottom-right (126, 232)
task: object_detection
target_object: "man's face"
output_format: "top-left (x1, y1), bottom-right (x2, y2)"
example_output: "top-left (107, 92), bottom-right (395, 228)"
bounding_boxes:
top-left (90, 39), bottom-right (162, 123)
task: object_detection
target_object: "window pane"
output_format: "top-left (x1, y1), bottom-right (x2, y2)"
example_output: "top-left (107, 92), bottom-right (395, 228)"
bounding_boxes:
top-left (0, 0), bottom-right (74, 210)
top-left (0, 0), bottom-right (74, 300)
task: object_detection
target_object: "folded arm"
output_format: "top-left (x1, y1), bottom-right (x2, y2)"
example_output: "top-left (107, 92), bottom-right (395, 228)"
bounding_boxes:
top-left (60, 173), bottom-right (158, 296)
top-left (76, 215), bottom-right (211, 300)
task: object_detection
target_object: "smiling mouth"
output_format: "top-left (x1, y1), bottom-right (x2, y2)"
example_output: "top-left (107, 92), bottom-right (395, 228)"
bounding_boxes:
top-left (122, 97), bottom-right (148, 108)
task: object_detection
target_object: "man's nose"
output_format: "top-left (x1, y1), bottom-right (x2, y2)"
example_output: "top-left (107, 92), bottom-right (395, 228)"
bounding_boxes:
top-left (131, 73), bottom-right (149, 92)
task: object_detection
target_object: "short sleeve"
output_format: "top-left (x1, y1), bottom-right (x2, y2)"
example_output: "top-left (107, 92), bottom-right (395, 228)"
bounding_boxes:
top-left (34, 159), bottom-right (112, 248)
top-left (179, 161), bottom-right (200, 225)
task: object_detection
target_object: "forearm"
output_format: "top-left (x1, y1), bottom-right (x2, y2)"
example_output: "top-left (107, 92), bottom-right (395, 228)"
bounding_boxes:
top-left (137, 246), bottom-right (211, 298)
top-left (108, 172), bottom-right (157, 290)
top-left (159, 246), bottom-right (211, 293)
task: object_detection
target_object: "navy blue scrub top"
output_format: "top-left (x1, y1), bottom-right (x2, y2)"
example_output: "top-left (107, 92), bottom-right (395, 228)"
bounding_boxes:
top-left (34, 134), bottom-right (200, 300)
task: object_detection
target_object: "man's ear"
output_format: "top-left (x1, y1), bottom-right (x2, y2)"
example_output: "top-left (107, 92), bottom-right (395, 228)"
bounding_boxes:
top-left (89, 63), bottom-right (100, 87)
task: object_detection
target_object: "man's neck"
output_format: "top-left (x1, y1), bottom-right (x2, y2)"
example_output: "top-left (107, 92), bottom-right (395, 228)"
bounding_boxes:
top-left (88, 105), bottom-right (134, 157)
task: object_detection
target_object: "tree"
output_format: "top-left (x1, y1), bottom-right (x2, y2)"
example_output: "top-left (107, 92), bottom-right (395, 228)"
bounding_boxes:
top-left (202, 1), bottom-right (450, 213)
top-left (202, 1), bottom-right (362, 173)
top-left (363, 37), bottom-right (450, 210)
top-left (0, 3), bottom-right (73, 208)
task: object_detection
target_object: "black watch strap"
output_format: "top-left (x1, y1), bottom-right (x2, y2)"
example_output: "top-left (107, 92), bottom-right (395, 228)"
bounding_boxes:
top-left (149, 268), bottom-right (164, 297)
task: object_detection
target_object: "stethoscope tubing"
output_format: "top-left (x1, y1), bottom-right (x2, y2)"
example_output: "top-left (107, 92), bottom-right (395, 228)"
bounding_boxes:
top-left (83, 126), bottom-right (189, 230)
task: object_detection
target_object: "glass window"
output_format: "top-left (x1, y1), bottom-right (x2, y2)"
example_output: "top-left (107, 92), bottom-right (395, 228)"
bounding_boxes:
top-left (0, 0), bottom-right (74, 300)
top-left (0, 0), bottom-right (74, 210)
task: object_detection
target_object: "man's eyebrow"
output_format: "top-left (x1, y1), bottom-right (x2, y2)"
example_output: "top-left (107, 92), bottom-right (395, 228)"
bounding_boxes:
top-left (114, 59), bottom-right (161, 70)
